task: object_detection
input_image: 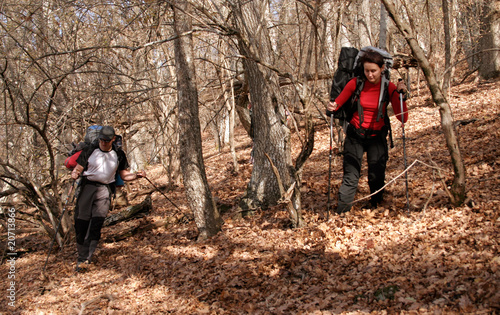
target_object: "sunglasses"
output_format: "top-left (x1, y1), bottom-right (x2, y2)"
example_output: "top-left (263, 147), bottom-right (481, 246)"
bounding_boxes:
top-left (99, 138), bottom-right (112, 143)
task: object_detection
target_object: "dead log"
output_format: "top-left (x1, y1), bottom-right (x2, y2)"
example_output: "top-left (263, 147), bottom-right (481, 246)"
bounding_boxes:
top-left (103, 219), bottom-right (166, 242)
top-left (454, 118), bottom-right (479, 127)
top-left (103, 195), bottom-right (152, 227)
top-left (103, 212), bottom-right (193, 243)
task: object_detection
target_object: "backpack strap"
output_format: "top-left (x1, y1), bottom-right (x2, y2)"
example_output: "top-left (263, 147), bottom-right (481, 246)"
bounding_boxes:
top-left (353, 77), bottom-right (365, 125)
top-left (379, 74), bottom-right (394, 148)
top-left (377, 74), bottom-right (390, 122)
top-left (374, 73), bottom-right (394, 148)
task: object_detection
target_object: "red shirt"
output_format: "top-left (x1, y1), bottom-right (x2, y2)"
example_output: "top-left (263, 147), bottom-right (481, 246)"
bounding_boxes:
top-left (335, 77), bottom-right (408, 130)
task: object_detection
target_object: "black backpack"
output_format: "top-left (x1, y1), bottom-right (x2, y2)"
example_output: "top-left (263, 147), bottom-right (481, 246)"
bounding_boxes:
top-left (329, 47), bottom-right (362, 123)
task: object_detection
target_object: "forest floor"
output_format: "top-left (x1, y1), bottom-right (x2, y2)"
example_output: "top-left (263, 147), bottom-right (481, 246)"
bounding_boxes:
top-left (1, 78), bottom-right (499, 314)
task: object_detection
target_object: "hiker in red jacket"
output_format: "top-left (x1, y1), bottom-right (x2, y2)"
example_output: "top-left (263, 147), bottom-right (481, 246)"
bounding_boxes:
top-left (327, 49), bottom-right (408, 213)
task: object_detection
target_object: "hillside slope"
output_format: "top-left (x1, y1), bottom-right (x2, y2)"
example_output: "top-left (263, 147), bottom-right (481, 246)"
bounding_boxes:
top-left (2, 79), bottom-right (499, 314)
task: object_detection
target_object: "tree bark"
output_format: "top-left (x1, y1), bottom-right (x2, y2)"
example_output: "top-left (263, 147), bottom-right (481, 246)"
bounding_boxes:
top-left (381, 0), bottom-right (466, 206)
top-left (479, 0), bottom-right (500, 79)
top-left (379, 4), bottom-right (388, 50)
top-left (172, 1), bottom-right (222, 240)
top-left (442, 0), bottom-right (452, 95)
top-left (358, 0), bottom-right (373, 47)
top-left (219, 44), bottom-right (239, 173)
top-left (230, 0), bottom-right (303, 227)
top-left (228, 77), bottom-right (239, 173)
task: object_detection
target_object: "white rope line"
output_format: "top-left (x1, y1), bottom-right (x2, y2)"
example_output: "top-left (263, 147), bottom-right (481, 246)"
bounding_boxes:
top-left (350, 159), bottom-right (450, 205)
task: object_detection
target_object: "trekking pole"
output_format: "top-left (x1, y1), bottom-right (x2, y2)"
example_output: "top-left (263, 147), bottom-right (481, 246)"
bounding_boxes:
top-left (43, 180), bottom-right (76, 273)
top-left (398, 79), bottom-right (410, 213)
top-left (327, 114), bottom-right (334, 220)
top-left (144, 176), bottom-right (182, 211)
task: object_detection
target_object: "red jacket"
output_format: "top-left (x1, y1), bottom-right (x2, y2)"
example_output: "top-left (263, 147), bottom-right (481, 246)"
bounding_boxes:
top-left (335, 77), bottom-right (408, 130)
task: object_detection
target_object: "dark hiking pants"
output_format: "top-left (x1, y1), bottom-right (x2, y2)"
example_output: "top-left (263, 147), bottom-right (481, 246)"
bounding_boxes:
top-left (337, 126), bottom-right (388, 213)
top-left (74, 182), bottom-right (111, 262)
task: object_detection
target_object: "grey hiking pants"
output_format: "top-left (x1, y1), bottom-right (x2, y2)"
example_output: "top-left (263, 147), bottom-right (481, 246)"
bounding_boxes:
top-left (74, 181), bottom-right (112, 262)
top-left (337, 125), bottom-right (388, 213)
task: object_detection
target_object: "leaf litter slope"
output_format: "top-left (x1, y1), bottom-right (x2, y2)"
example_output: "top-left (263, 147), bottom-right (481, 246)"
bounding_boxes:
top-left (2, 80), bottom-right (499, 314)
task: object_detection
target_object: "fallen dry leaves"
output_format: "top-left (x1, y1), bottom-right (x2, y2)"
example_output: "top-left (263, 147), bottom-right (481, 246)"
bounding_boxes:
top-left (1, 79), bottom-right (499, 314)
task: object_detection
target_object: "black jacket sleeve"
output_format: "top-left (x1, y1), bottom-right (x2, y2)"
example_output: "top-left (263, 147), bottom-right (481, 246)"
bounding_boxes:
top-left (75, 143), bottom-right (99, 168)
top-left (116, 149), bottom-right (129, 171)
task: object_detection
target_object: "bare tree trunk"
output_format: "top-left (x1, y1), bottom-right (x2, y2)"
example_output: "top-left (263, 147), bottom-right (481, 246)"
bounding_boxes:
top-left (332, 2), bottom-right (344, 60)
top-left (381, 0), bottom-right (466, 206)
top-left (424, 0), bottom-right (435, 56)
top-left (479, 0), bottom-right (500, 79)
top-left (379, 4), bottom-right (388, 50)
top-left (358, 0), bottom-right (373, 47)
top-left (218, 41), bottom-right (239, 173)
top-left (442, 0), bottom-right (452, 95)
top-left (172, 1), bottom-right (222, 240)
top-left (449, 0), bottom-right (458, 85)
top-left (228, 77), bottom-right (239, 173)
top-left (231, 0), bottom-right (303, 227)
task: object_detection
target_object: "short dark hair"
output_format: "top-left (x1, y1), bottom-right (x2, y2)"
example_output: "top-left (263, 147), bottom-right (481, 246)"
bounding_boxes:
top-left (359, 49), bottom-right (385, 68)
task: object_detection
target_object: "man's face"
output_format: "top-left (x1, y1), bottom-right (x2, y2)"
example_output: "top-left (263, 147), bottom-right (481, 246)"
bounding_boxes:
top-left (99, 137), bottom-right (115, 151)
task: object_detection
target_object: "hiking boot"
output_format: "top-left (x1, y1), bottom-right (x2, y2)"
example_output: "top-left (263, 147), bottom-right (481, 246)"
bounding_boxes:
top-left (335, 207), bottom-right (350, 214)
top-left (370, 194), bottom-right (384, 209)
top-left (358, 200), bottom-right (373, 210)
top-left (336, 201), bottom-right (351, 214)
top-left (87, 240), bottom-right (99, 264)
top-left (75, 259), bottom-right (90, 272)
top-left (359, 199), bottom-right (384, 210)
top-left (77, 243), bottom-right (89, 262)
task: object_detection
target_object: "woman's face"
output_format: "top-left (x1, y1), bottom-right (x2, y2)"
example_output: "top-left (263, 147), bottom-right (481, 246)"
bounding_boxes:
top-left (363, 62), bottom-right (384, 84)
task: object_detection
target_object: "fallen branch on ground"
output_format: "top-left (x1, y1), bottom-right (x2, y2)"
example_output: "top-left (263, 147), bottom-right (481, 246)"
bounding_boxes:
top-left (104, 195), bottom-right (152, 227)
